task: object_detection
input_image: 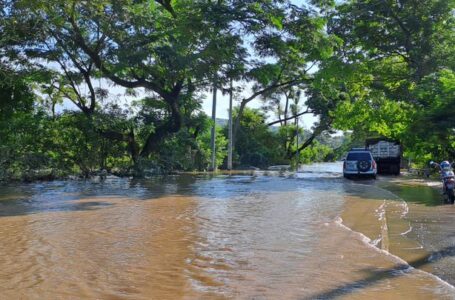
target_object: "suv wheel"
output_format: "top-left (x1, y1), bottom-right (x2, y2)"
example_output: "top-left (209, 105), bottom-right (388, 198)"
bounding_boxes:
top-left (357, 160), bottom-right (371, 172)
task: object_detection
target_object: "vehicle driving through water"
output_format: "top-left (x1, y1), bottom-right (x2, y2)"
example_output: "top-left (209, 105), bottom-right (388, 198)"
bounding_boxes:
top-left (343, 148), bottom-right (377, 179)
top-left (430, 160), bottom-right (455, 204)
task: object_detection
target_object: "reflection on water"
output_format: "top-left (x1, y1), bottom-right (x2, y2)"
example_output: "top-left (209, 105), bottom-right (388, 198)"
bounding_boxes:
top-left (0, 163), bottom-right (454, 299)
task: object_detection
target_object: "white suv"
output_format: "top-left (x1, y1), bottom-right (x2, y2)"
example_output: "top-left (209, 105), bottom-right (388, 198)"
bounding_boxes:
top-left (343, 149), bottom-right (377, 179)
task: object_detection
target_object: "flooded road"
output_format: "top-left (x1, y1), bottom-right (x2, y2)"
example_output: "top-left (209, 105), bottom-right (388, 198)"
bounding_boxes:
top-left (0, 163), bottom-right (454, 299)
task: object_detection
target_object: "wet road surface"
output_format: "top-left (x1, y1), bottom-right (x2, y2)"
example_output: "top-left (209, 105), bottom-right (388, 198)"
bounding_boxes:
top-left (0, 163), bottom-right (454, 299)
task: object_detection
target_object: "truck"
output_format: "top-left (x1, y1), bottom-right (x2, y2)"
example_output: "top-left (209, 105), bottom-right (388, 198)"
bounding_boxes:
top-left (365, 138), bottom-right (401, 175)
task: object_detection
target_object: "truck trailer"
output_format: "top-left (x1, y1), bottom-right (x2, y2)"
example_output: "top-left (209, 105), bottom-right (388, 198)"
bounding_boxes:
top-left (365, 138), bottom-right (401, 175)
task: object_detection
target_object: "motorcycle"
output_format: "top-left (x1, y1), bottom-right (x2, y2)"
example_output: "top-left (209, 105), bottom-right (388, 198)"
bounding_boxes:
top-left (430, 161), bottom-right (455, 204)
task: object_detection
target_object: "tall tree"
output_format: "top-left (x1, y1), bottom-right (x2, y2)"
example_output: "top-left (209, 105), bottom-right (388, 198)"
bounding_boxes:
top-left (2, 0), bottom-right (246, 162)
top-left (324, 0), bottom-right (455, 162)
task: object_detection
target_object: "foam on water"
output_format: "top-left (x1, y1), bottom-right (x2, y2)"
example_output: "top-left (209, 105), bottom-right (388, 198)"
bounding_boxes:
top-left (400, 201), bottom-right (410, 218)
top-left (334, 217), bottom-right (455, 292)
top-left (400, 225), bottom-right (413, 236)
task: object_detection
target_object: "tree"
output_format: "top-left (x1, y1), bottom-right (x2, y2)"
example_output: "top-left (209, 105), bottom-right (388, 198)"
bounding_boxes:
top-left (330, 0), bottom-right (455, 84)
top-left (405, 69), bottom-right (455, 161)
top-left (231, 107), bottom-right (286, 168)
top-left (0, 66), bottom-right (37, 180)
top-left (2, 0), bottom-right (245, 162)
top-left (230, 1), bottom-right (339, 149)
top-left (323, 0), bottom-right (455, 163)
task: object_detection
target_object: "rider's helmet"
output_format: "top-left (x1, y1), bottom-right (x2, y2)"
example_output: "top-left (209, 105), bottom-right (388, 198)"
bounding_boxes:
top-left (441, 161), bottom-right (451, 170)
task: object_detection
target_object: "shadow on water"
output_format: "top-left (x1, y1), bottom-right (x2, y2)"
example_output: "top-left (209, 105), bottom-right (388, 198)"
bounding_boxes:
top-left (379, 182), bottom-right (445, 207)
top-left (0, 176), bottom-right (191, 217)
top-left (340, 177), bottom-right (446, 206)
top-left (0, 198), bottom-right (114, 217)
top-left (307, 245), bottom-right (455, 300)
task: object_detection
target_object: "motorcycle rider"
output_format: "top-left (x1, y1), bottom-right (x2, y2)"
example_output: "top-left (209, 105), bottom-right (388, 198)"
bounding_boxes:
top-left (430, 160), bottom-right (455, 203)
top-left (439, 161), bottom-right (452, 194)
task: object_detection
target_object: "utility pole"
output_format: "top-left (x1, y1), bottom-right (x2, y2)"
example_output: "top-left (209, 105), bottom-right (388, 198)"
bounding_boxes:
top-left (296, 114), bottom-right (300, 171)
top-left (227, 78), bottom-right (233, 170)
top-left (210, 82), bottom-right (217, 171)
top-left (295, 94), bottom-right (300, 171)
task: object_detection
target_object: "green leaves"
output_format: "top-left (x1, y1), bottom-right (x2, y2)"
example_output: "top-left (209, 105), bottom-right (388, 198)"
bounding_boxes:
top-left (3, 0), bottom-right (454, 173)
top-left (270, 15), bottom-right (283, 30)
top-left (322, 0), bottom-right (455, 163)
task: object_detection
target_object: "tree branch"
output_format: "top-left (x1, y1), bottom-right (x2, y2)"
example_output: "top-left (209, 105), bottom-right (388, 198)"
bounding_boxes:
top-left (155, 0), bottom-right (177, 18)
top-left (242, 78), bottom-right (303, 104)
top-left (267, 108), bottom-right (313, 127)
top-left (291, 123), bottom-right (328, 155)
top-left (67, 11), bottom-right (166, 98)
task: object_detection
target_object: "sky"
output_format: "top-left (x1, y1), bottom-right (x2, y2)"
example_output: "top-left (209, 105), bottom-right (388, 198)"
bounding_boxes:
top-left (200, 86), bottom-right (318, 129)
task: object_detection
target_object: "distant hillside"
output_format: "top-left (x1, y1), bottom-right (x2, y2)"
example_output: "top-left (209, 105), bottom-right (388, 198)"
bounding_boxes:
top-left (215, 118), bottom-right (228, 127)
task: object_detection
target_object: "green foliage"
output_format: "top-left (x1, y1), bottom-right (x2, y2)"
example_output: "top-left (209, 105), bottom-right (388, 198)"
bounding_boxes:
top-left (0, 69), bottom-right (39, 180)
top-left (1, 0), bottom-right (455, 180)
top-left (0, 109), bottom-right (134, 181)
top-left (233, 108), bottom-right (289, 168)
top-left (197, 125), bottom-right (228, 170)
top-left (404, 70), bottom-right (455, 162)
top-left (153, 120), bottom-right (227, 172)
top-left (323, 0), bottom-right (455, 165)
top-left (298, 141), bottom-right (334, 164)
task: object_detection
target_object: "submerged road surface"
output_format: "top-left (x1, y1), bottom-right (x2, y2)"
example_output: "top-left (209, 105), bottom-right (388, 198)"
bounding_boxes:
top-left (0, 163), bottom-right (454, 299)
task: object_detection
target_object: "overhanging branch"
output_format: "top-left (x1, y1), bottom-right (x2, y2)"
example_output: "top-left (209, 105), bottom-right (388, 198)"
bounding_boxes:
top-left (267, 108), bottom-right (313, 127)
top-left (67, 10), bottom-right (166, 98)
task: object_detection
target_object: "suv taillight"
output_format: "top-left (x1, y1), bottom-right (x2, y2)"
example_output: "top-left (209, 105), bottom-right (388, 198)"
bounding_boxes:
top-left (372, 161), bottom-right (377, 169)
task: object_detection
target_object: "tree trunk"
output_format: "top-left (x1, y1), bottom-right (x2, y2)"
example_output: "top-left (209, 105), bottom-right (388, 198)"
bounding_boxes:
top-left (140, 96), bottom-right (182, 158)
top-left (284, 92), bottom-right (290, 126)
top-left (290, 124), bottom-right (327, 156)
top-left (128, 129), bottom-right (140, 164)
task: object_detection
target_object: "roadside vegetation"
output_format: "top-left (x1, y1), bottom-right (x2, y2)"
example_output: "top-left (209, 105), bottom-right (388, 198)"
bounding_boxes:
top-left (0, 0), bottom-right (454, 181)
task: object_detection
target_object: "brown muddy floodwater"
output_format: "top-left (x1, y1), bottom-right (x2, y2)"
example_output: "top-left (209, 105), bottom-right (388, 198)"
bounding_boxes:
top-left (0, 163), bottom-right (454, 299)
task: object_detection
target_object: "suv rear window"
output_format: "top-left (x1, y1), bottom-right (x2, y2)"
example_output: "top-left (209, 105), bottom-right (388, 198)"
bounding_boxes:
top-left (346, 152), bottom-right (372, 161)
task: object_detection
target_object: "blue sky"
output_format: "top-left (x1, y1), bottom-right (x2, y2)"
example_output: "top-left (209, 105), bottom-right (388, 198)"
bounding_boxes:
top-left (201, 86), bottom-right (318, 128)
